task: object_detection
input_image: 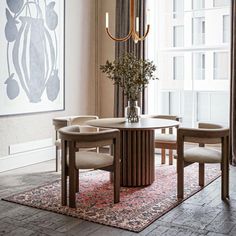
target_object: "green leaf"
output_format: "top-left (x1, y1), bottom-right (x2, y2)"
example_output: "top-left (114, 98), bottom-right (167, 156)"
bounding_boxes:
top-left (100, 53), bottom-right (158, 100)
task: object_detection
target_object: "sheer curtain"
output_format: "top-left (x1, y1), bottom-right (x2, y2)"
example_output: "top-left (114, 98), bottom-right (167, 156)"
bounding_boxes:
top-left (114, 0), bottom-right (147, 117)
top-left (147, 0), bottom-right (230, 128)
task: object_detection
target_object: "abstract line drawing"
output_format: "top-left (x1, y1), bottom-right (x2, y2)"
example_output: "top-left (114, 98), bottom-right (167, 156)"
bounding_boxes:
top-left (4, 0), bottom-right (60, 103)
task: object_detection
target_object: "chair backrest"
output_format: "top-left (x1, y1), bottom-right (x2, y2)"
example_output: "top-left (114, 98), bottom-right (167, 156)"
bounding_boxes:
top-left (150, 115), bottom-right (179, 121)
top-left (148, 114), bottom-right (179, 134)
top-left (70, 116), bottom-right (98, 126)
top-left (196, 122), bottom-right (225, 144)
top-left (53, 116), bottom-right (98, 141)
top-left (59, 125), bottom-right (120, 149)
top-left (198, 122), bottom-right (224, 129)
top-left (178, 123), bottom-right (229, 145)
top-left (53, 118), bottom-right (70, 131)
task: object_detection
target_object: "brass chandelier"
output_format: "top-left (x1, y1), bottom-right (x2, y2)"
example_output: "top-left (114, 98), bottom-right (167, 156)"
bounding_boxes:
top-left (105, 0), bottom-right (150, 43)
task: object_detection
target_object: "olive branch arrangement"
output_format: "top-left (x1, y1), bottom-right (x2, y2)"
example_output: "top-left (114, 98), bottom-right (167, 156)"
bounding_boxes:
top-left (100, 53), bottom-right (158, 101)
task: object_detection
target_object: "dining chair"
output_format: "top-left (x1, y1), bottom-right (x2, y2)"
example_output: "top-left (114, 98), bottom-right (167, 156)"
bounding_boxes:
top-left (149, 115), bottom-right (180, 165)
top-left (54, 115), bottom-right (98, 172)
top-left (177, 122), bottom-right (229, 200)
top-left (59, 125), bottom-right (120, 208)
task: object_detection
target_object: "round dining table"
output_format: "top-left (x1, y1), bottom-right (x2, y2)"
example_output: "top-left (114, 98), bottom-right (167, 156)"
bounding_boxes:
top-left (86, 117), bottom-right (179, 187)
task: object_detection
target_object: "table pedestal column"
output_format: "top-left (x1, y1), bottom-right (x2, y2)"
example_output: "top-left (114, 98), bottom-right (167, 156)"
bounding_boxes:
top-left (120, 129), bottom-right (155, 187)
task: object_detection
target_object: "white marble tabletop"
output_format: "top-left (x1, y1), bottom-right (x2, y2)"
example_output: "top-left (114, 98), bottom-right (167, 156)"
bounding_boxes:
top-left (86, 118), bottom-right (179, 130)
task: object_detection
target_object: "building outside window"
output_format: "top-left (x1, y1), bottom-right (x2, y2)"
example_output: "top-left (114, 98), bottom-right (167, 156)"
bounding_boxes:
top-left (173, 0), bottom-right (184, 18)
top-left (147, 0), bottom-right (230, 127)
top-left (192, 17), bottom-right (205, 45)
top-left (213, 0), bottom-right (230, 7)
top-left (223, 15), bottom-right (230, 43)
top-left (193, 53), bottom-right (205, 80)
top-left (173, 25), bottom-right (184, 47)
top-left (214, 52), bottom-right (229, 80)
top-left (173, 56), bottom-right (184, 80)
top-left (192, 0), bottom-right (205, 10)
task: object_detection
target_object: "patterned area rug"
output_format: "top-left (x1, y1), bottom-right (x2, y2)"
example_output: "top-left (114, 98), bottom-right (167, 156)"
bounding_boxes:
top-left (2, 163), bottom-right (220, 232)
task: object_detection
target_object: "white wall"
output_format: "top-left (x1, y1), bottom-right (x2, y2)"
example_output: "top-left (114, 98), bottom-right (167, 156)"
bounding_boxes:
top-left (0, 0), bottom-right (97, 163)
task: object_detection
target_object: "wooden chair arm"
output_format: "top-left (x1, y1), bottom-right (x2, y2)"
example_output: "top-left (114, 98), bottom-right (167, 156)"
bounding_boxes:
top-left (178, 127), bottom-right (229, 140)
top-left (59, 125), bottom-right (120, 148)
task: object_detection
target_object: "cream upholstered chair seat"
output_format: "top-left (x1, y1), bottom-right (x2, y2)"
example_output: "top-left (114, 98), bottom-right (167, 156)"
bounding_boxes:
top-left (66, 151), bottom-right (113, 169)
top-left (183, 147), bottom-right (221, 163)
top-left (155, 133), bottom-right (176, 143)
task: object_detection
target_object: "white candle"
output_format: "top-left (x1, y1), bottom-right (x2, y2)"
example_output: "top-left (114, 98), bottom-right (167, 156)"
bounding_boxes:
top-left (136, 17), bottom-right (139, 32)
top-left (106, 12), bottom-right (109, 28)
top-left (147, 9), bottom-right (150, 25)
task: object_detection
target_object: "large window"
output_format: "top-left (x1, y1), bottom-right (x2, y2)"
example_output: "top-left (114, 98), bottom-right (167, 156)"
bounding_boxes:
top-left (173, 25), bottom-right (184, 47)
top-left (147, 0), bottom-right (230, 127)
top-left (193, 53), bottom-right (205, 80)
top-left (192, 17), bottom-right (205, 45)
top-left (197, 92), bottom-right (229, 123)
top-left (192, 0), bottom-right (205, 10)
top-left (173, 56), bottom-right (184, 80)
top-left (214, 52), bottom-right (229, 80)
top-left (223, 15), bottom-right (230, 43)
top-left (173, 0), bottom-right (184, 18)
top-left (214, 0), bottom-right (230, 7)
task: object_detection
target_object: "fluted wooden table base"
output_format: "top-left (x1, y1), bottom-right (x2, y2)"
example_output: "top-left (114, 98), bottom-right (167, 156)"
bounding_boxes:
top-left (120, 130), bottom-right (155, 187)
top-left (86, 118), bottom-right (180, 187)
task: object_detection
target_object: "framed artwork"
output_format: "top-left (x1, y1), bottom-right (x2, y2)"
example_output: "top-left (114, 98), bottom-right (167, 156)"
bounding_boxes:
top-left (0, 0), bottom-right (65, 116)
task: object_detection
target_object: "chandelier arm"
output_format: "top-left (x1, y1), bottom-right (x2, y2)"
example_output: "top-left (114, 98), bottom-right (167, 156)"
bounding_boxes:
top-left (105, 0), bottom-right (150, 43)
top-left (106, 28), bottom-right (133, 42)
top-left (133, 25), bottom-right (150, 41)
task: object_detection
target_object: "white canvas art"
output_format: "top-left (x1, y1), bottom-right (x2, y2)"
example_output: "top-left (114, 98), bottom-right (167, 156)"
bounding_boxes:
top-left (0, 0), bottom-right (65, 116)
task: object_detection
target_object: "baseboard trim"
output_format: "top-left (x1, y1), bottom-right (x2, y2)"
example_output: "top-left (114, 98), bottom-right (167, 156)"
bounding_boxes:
top-left (9, 138), bottom-right (53, 155)
top-left (0, 146), bottom-right (55, 173)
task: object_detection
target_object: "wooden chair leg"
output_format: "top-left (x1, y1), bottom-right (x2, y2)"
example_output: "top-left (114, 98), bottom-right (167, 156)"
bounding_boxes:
top-left (76, 170), bottom-right (79, 193)
top-left (56, 146), bottom-right (59, 172)
top-left (177, 159), bottom-right (184, 199)
top-left (226, 163), bottom-right (229, 199)
top-left (110, 172), bottom-right (114, 183)
top-left (114, 140), bottom-right (120, 204)
top-left (199, 163), bottom-right (205, 187)
top-left (161, 149), bottom-right (166, 164)
top-left (226, 136), bottom-right (229, 198)
top-left (169, 149), bottom-right (173, 165)
top-left (226, 160), bottom-right (229, 199)
top-left (69, 168), bottom-right (77, 208)
top-left (221, 162), bottom-right (227, 200)
top-left (114, 170), bottom-right (120, 203)
top-left (61, 140), bottom-right (67, 206)
top-left (109, 144), bottom-right (114, 183)
top-left (221, 136), bottom-right (229, 200)
top-left (69, 142), bottom-right (77, 208)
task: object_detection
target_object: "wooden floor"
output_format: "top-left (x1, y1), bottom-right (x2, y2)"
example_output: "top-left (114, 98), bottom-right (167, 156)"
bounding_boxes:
top-left (0, 158), bottom-right (236, 236)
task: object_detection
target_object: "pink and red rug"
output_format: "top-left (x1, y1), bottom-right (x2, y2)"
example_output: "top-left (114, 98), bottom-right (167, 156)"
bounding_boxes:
top-left (2, 163), bottom-right (220, 232)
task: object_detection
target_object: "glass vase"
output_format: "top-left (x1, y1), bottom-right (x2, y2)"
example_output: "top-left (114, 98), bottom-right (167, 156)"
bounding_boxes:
top-left (125, 100), bottom-right (141, 123)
